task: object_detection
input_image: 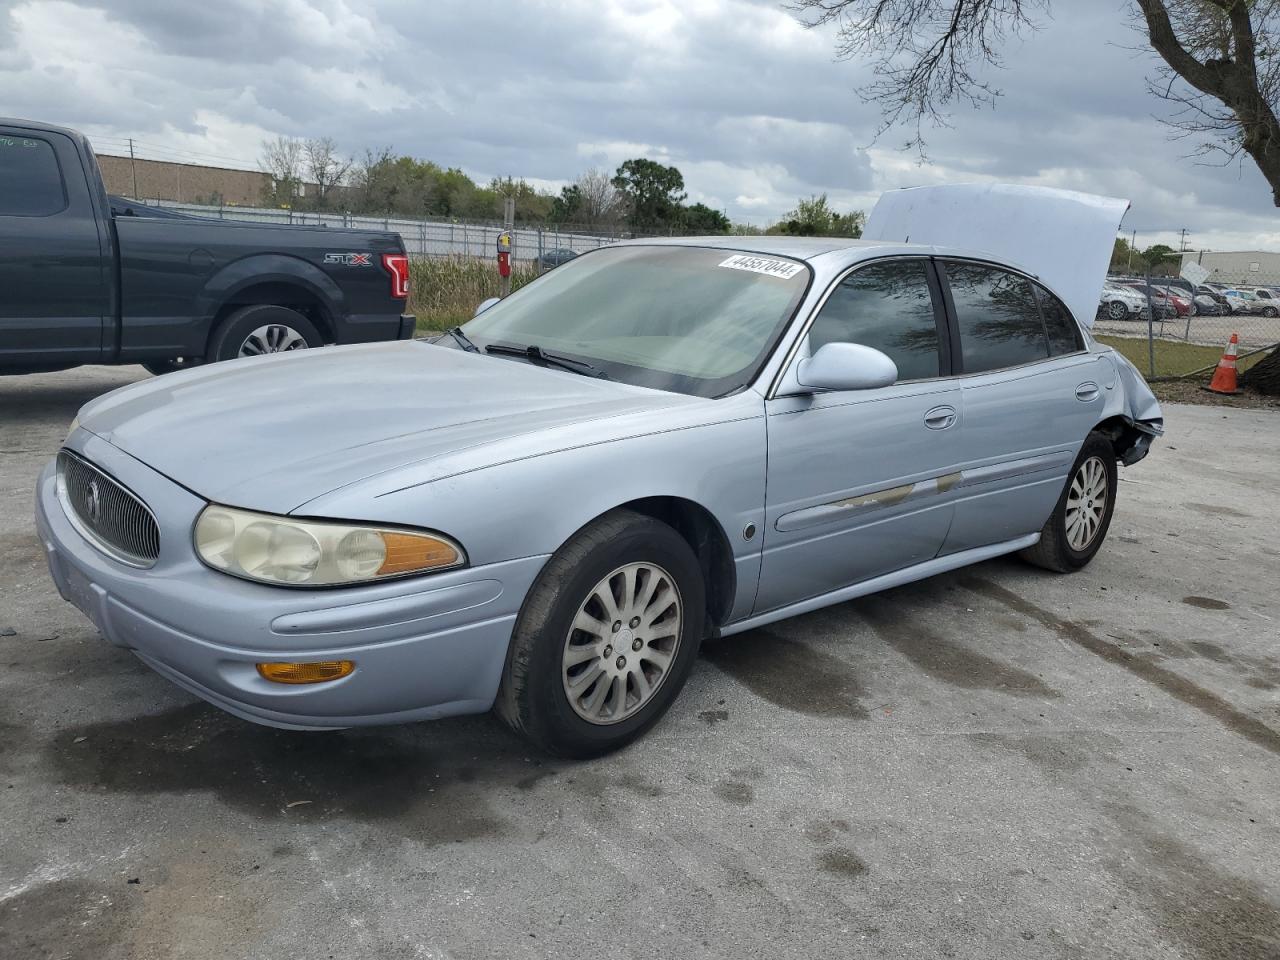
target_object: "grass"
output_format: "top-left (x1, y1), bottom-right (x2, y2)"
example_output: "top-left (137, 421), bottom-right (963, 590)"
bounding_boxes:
top-left (1094, 334), bottom-right (1266, 379)
top-left (407, 257), bottom-right (540, 333)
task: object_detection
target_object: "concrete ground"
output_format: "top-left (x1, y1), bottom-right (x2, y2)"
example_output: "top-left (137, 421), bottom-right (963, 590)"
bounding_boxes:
top-left (2, 365), bottom-right (1278, 960)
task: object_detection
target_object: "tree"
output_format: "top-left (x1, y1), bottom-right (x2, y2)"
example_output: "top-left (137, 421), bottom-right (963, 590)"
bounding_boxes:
top-left (681, 202), bottom-right (731, 233)
top-left (575, 169), bottom-right (626, 227)
top-left (788, 0), bottom-right (1280, 206)
top-left (771, 194), bottom-right (866, 237)
top-left (259, 135), bottom-right (303, 208)
top-left (1141, 242), bottom-right (1181, 274)
top-left (303, 137), bottom-right (352, 209)
top-left (612, 158), bottom-right (687, 231)
top-left (1242, 345), bottom-right (1280, 393)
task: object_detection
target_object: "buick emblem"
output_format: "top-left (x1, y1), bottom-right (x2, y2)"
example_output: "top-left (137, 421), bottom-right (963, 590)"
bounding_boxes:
top-left (86, 480), bottom-right (102, 524)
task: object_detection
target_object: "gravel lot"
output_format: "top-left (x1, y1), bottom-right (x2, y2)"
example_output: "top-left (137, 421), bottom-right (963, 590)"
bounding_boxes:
top-left (3, 366), bottom-right (1279, 960)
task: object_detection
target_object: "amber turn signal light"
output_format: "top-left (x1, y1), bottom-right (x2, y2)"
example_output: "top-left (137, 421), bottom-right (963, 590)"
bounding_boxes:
top-left (256, 660), bottom-right (355, 684)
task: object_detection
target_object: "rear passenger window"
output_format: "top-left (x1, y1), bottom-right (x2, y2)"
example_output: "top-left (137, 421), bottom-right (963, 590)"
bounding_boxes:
top-left (809, 259), bottom-right (942, 381)
top-left (944, 263), bottom-right (1048, 373)
top-left (1034, 283), bottom-right (1083, 356)
top-left (0, 136), bottom-right (67, 216)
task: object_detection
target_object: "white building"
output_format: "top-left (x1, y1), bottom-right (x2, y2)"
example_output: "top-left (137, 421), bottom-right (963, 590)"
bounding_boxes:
top-left (1181, 250), bottom-right (1280, 284)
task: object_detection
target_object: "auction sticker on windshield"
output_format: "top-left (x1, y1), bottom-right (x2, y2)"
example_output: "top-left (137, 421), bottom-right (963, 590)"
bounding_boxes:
top-left (718, 254), bottom-right (805, 280)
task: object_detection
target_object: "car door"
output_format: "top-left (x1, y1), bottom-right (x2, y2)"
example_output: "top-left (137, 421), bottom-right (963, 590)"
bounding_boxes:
top-left (936, 260), bottom-right (1106, 554)
top-left (0, 127), bottom-right (109, 366)
top-left (755, 257), bottom-right (964, 614)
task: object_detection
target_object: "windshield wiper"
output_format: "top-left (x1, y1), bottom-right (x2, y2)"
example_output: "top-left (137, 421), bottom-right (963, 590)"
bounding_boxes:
top-left (446, 326), bottom-right (479, 353)
top-left (484, 343), bottom-right (610, 379)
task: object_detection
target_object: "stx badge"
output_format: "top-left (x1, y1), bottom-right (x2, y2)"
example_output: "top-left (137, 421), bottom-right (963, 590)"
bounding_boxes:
top-left (324, 252), bottom-right (372, 266)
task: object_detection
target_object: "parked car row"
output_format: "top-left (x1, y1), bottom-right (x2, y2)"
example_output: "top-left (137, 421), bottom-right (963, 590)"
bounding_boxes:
top-left (1100, 276), bottom-right (1280, 320)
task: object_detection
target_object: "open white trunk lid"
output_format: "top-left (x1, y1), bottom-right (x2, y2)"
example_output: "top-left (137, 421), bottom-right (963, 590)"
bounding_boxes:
top-left (863, 183), bottom-right (1129, 329)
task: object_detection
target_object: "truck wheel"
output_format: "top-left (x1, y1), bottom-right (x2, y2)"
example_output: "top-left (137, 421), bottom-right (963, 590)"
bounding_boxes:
top-left (142, 358), bottom-right (200, 376)
top-left (207, 304), bottom-right (323, 363)
top-left (495, 509), bottom-right (705, 758)
top-left (1019, 432), bottom-right (1118, 574)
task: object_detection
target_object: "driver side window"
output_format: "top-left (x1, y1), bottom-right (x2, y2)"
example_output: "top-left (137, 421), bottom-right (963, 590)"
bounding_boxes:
top-left (808, 259), bottom-right (943, 382)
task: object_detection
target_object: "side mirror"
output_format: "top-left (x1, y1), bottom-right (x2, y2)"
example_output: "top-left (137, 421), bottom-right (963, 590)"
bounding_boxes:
top-left (474, 297), bottom-right (500, 317)
top-left (795, 342), bottom-right (898, 392)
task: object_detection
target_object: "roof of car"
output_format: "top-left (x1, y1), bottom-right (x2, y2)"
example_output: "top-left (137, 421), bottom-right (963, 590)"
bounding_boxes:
top-left (617, 235), bottom-right (889, 261)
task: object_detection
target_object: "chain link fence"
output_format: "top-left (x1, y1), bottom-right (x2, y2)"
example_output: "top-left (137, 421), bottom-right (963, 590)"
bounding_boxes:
top-left (129, 199), bottom-right (653, 263)
top-left (1091, 273), bottom-right (1280, 379)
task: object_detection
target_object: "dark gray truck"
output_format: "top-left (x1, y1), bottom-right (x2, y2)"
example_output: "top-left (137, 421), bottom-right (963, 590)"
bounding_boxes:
top-left (0, 119), bottom-right (415, 376)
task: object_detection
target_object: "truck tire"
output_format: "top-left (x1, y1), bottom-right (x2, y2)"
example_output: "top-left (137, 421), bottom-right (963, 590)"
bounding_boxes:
top-left (495, 509), bottom-right (705, 758)
top-left (142, 358), bottom-right (200, 376)
top-left (207, 304), bottom-right (323, 363)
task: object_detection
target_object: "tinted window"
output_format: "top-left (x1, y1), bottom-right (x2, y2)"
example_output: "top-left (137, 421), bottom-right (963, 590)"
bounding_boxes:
top-left (0, 136), bottom-right (66, 216)
top-left (808, 260), bottom-right (942, 381)
top-left (945, 263), bottom-right (1048, 373)
top-left (1034, 283), bottom-right (1083, 356)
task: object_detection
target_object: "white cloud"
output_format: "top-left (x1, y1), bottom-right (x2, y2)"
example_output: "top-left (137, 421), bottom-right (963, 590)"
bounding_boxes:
top-left (0, 0), bottom-right (1275, 248)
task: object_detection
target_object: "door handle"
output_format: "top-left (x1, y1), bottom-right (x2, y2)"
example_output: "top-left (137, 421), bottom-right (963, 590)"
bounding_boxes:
top-left (1075, 382), bottom-right (1100, 402)
top-left (923, 405), bottom-right (957, 430)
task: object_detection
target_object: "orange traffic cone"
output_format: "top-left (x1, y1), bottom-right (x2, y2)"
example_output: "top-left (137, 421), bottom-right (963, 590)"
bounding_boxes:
top-left (1205, 333), bottom-right (1240, 395)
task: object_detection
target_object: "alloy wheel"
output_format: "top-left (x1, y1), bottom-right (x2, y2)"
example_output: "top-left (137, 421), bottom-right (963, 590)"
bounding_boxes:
top-left (1065, 456), bottom-right (1108, 551)
top-left (239, 324), bottom-right (310, 357)
top-left (561, 561), bottom-right (682, 725)
top-left (1107, 300), bottom-right (1128, 321)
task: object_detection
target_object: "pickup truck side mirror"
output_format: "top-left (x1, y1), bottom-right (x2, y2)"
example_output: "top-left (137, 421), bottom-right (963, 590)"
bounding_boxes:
top-left (474, 297), bottom-right (500, 317)
top-left (795, 342), bottom-right (898, 392)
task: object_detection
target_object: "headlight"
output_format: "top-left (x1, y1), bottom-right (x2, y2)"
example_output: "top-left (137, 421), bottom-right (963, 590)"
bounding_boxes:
top-left (193, 505), bottom-right (465, 587)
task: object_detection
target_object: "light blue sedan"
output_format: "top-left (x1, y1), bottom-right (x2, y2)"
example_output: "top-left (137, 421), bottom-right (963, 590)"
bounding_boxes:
top-left (36, 187), bottom-right (1163, 757)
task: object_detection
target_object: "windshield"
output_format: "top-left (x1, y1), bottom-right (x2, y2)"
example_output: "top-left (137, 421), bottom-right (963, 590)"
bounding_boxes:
top-left (458, 245), bottom-right (811, 397)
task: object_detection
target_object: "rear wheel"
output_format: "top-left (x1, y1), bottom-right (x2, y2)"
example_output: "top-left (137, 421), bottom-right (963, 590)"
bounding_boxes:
top-left (207, 304), bottom-right (323, 364)
top-left (1019, 432), bottom-right (1117, 573)
top-left (496, 509), bottom-right (705, 758)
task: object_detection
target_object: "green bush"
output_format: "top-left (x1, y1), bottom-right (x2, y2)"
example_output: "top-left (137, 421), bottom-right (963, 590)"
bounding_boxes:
top-left (408, 257), bottom-right (539, 332)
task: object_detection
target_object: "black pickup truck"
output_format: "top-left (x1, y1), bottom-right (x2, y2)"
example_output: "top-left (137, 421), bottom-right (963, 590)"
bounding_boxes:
top-left (0, 119), bottom-right (415, 376)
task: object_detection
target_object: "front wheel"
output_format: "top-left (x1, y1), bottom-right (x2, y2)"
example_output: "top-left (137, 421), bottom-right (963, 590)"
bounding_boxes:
top-left (1106, 300), bottom-right (1128, 322)
top-left (1263, 306), bottom-right (1279, 318)
top-left (1019, 432), bottom-right (1118, 573)
top-left (496, 509), bottom-right (705, 758)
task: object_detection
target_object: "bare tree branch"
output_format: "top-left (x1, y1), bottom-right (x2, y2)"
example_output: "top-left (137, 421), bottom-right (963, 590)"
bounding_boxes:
top-left (788, 0), bottom-right (1280, 204)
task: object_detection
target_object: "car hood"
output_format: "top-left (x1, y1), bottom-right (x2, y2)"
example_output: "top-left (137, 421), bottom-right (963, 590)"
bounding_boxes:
top-left (76, 342), bottom-right (708, 514)
top-left (865, 183), bottom-right (1130, 331)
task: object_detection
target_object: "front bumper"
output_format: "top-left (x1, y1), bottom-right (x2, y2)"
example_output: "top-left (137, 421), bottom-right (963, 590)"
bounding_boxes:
top-left (34, 435), bottom-right (547, 730)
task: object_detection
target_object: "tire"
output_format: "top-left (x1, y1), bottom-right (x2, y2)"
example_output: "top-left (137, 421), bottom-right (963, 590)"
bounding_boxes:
top-left (1019, 432), bottom-right (1118, 574)
top-left (495, 509), bottom-right (706, 758)
top-left (142, 357), bottom-right (201, 376)
top-left (1263, 306), bottom-right (1278, 318)
top-left (1106, 300), bottom-right (1128, 321)
top-left (206, 304), bottom-right (323, 364)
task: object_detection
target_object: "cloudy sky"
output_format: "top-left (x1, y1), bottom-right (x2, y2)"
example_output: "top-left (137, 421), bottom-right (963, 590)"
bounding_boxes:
top-left (1, 0), bottom-right (1276, 251)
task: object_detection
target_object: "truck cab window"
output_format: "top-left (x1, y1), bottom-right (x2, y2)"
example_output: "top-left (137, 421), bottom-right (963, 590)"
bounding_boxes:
top-left (0, 137), bottom-right (67, 217)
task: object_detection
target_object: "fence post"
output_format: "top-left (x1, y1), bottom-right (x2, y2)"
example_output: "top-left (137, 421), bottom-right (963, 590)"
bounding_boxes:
top-left (537, 228), bottom-right (544, 276)
top-left (1145, 271), bottom-right (1156, 378)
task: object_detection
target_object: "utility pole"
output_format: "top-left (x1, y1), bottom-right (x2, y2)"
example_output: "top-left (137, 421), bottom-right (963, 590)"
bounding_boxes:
top-left (127, 138), bottom-right (139, 198)
top-left (1179, 227), bottom-right (1188, 252)
top-left (1127, 229), bottom-right (1137, 273)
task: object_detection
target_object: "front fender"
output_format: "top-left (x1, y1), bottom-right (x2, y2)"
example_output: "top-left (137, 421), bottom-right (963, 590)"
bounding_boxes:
top-left (299, 405), bottom-right (769, 624)
top-left (195, 254), bottom-right (346, 325)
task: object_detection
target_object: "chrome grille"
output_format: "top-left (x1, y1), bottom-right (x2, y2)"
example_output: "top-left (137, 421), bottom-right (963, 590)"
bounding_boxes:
top-left (57, 451), bottom-right (160, 566)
